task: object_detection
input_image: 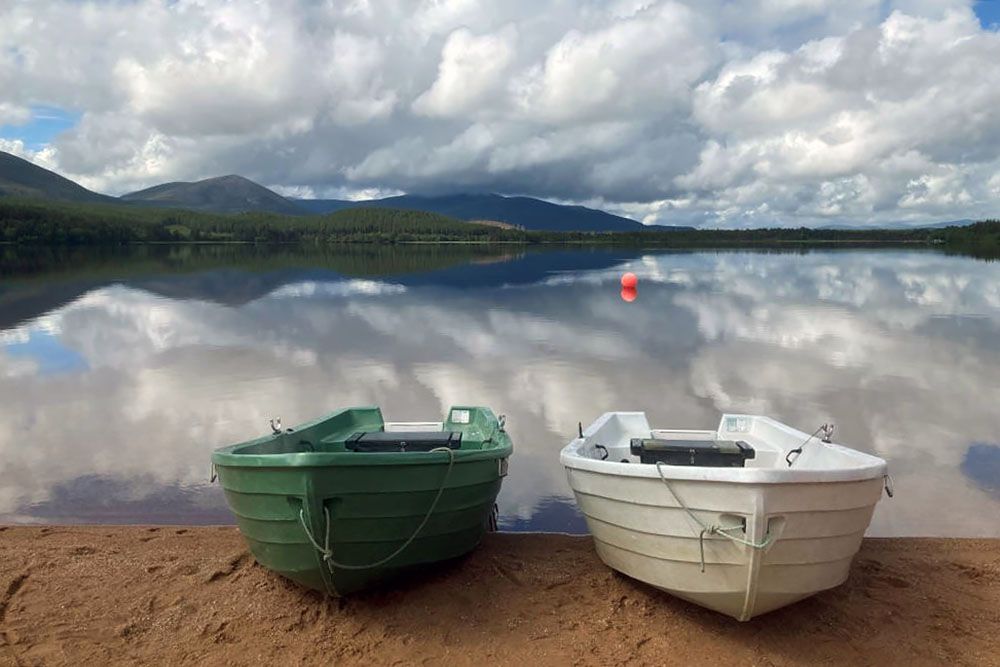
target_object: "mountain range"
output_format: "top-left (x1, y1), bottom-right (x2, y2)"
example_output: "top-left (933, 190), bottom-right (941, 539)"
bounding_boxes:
top-left (0, 150), bottom-right (647, 232)
top-left (1, 150), bottom-right (979, 232)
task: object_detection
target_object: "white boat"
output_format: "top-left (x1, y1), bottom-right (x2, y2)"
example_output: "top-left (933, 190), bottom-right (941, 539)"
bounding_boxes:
top-left (560, 413), bottom-right (890, 621)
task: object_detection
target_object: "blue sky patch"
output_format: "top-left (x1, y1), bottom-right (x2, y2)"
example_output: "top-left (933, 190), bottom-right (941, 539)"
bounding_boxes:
top-left (976, 0), bottom-right (1000, 29)
top-left (0, 105), bottom-right (80, 150)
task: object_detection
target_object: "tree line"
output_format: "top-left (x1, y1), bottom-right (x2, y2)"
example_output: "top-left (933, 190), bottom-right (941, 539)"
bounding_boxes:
top-left (1, 197), bottom-right (997, 257)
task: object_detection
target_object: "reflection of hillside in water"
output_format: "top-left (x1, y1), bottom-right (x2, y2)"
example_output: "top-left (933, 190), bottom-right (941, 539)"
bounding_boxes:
top-left (0, 244), bottom-right (633, 328)
top-left (0, 248), bottom-right (998, 536)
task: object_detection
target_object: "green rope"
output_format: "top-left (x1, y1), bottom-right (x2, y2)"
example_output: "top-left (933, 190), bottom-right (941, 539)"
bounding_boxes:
top-left (298, 447), bottom-right (456, 572)
top-left (655, 462), bottom-right (774, 572)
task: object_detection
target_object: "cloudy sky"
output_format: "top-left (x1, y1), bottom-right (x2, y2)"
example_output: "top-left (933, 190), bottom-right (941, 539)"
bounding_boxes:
top-left (1, 0), bottom-right (999, 227)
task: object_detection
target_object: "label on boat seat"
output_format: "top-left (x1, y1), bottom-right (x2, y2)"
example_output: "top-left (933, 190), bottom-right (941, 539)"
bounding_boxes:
top-left (450, 409), bottom-right (471, 424)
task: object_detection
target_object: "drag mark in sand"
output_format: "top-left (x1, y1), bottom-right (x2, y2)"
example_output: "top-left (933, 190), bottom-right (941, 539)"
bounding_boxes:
top-left (0, 573), bottom-right (29, 625)
top-left (206, 551), bottom-right (250, 583)
top-left (0, 572), bottom-right (29, 666)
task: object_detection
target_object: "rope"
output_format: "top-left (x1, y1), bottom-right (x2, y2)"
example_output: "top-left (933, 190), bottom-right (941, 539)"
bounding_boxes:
top-left (298, 447), bottom-right (456, 572)
top-left (655, 462), bottom-right (774, 572)
top-left (488, 503), bottom-right (499, 532)
top-left (785, 425), bottom-right (828, 467)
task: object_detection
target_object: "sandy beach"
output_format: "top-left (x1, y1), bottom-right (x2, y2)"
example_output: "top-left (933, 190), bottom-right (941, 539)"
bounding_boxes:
top-left (0, 527), bottom-right (997, 666)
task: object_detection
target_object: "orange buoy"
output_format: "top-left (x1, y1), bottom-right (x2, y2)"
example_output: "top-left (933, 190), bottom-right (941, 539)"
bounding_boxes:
top-left (620, 272), bottom-right (638, 289)
top-left (620, 286), bottom-right (637, 302)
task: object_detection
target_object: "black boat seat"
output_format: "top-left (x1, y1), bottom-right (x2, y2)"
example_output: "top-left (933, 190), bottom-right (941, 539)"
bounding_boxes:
top-left (345, 430), bottom-right (463, 452)
top-left (630, 438), bottom-right (755, 467)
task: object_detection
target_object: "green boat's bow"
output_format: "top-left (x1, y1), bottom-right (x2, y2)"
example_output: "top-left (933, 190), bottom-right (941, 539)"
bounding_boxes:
top-left (212, 406), bottom-right (512, 595)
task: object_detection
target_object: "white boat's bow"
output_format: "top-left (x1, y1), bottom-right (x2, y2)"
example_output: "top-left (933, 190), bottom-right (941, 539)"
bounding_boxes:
top-left (561, 413), bottom-right (890, 620)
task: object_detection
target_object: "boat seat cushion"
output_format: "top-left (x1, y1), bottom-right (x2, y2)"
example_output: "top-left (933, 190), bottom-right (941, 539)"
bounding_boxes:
top-left (345, 430), bottom-right (463, 452)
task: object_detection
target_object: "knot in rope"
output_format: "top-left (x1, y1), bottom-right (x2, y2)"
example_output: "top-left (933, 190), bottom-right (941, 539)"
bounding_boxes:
top-left (655, 462), bottom-right (774, 573)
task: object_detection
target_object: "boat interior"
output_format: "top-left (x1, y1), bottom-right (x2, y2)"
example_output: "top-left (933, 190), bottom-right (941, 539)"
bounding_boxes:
top-left (574, 412), bottom-right (878, 470)
top-left (227, 406), bottom-right (507, 456)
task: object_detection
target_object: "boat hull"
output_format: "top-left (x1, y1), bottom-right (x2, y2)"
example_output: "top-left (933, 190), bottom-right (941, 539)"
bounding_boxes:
top-left (217, 455), bottom-right (506, 595)
top-left (564, 466), bottom-right (883, 620)
top-left (212, 406), bottom-right (511, 595)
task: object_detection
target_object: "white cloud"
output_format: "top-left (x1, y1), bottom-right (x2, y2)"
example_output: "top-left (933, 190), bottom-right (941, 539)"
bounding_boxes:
top-left (0, 138), bottom-right (59, 170)
top-left (413, 27), bottom-right (518, 117)
top-left (679, 8), bottom-right (1000, 225)
top-left (0, 102), bottom-right (31, 125)
top-left (0, 0), bottom-right (998, 225)
top-left (511, 2), bottom-right (717, 122)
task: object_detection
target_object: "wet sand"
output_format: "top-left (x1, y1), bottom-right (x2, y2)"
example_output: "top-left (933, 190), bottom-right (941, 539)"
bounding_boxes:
top-left (0, 527), bottom-right (997, 666)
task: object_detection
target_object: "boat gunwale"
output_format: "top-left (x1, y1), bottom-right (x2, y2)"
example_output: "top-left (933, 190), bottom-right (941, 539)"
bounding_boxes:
top-left (214, 445), bottom-right (511, 468)
top-left (561, 454), bottom-right (885, 483)
top-left (561, 412), bottom-right (887, 484)
top-left (212, 405), bottom-right (512, 468)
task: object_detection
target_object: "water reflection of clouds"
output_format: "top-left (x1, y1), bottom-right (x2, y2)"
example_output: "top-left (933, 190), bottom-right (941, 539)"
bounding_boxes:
top-left (962, 444), bottom-right (1000, 500)
top-left (266, 279), bottom-right (407, 299)
top-left (1, 251), bottom-right (999, 536)
top-left (3, 331), bottom-right (87, 376)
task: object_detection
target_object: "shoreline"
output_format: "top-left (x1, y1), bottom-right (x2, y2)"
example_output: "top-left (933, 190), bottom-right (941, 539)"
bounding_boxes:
top-left (2, 238), bottom-right (943, 248)
top-left (1, 527), bottom-right (998, 665)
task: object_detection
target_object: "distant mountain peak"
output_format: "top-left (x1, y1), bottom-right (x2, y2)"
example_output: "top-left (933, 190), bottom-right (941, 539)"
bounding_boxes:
top-left (0, 150), bottom-right (115, 204)
top-left (206, 174), bottom-right (254, 184)
top-left (122, 173), bottom-right (303, 215)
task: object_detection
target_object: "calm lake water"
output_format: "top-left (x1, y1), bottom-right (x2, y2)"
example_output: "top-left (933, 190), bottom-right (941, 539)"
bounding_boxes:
top-left (1, 245), bottom-right (998, 536)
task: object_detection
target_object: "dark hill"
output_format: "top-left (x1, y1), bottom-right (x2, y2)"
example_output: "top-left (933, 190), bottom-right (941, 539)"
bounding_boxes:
top-left (0, 150), bottom-right (115, 204)
top-left (122, 175), bottom-right (303, 215)
top-left (294, 193), bottom-right (645, 232)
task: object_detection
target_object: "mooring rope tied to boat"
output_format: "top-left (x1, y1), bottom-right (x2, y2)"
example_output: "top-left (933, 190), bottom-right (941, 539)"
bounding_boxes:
top-left (654, 461), bottom-right (774, 572)
top-left (785, 424), bottom-right (833, 467)
top-left (299, 447), bottom-right (456, 572)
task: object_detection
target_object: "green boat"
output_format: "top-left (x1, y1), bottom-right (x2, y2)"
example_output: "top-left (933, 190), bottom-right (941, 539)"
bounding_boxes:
top-left (211, 405), bottom-right (512, 595)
